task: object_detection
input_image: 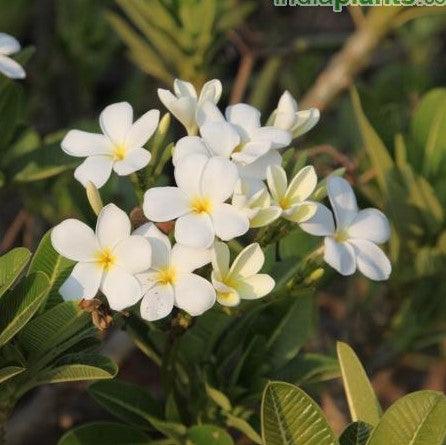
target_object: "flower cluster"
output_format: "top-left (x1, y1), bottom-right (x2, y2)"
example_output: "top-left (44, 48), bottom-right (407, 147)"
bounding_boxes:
top-left (52, 78), bottom-right (392, 322)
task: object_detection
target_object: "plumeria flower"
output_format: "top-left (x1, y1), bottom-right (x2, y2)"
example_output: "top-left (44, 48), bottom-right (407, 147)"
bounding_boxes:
top-left (271, 91), bottom-right (319, 139)
top-left (211, 242), bottom-right (275, 307)
top-left (62, 102), bottom-right (159, 188)
top-left (266, 165), bottom-right (318, 223)
top-left (51, 204), bottom-right (151, 310)
top-left (232, 179), bottom-right (281, 228)
top-left (158, 79), bottom-right (222, 135)
top-left (144, 153), bottom-right (249, 249)
top-left (0, 33), bottom-right (26, 79)
top-left (300, 176), bottom-right (391, 281)
top-left (133, 223), bottom-right (214, 320)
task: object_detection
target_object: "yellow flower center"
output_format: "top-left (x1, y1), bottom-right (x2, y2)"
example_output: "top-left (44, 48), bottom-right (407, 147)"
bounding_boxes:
top-left (334, 230), bottom-right (349, 243)
top-left (113, 144), bottom-right (127, 161)
top-left (96, 248), bottom-right (116, 270)
top-left (190, 196), bottom-right (213, 214)
top-left (233, 143), bottom-right (245, 154)
top-left (279, 196), bottom-right (292, 210)
top-left (157, 266), bottom-right (177, 285)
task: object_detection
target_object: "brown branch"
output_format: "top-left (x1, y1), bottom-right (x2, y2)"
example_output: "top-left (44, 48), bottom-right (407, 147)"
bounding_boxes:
top-left (0, 210), bottom-right (28, 253)
top-left (306, 144), bottom-right (357, 173)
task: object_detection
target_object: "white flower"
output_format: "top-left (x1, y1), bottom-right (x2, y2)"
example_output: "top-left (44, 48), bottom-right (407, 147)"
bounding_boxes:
top-left (266, 165), bottom-right (318, 223)
top-left (0, 33), bottom-right (25, 79)
top-left (134, 223), bottom-right (215, 320)
top-left (143, 153), bottom-right (249, 249)
top-left (51, 204), bottom-right (151, 310)
top-left (272, 91), bottom-right (319, 138)
top-left (300, 176), bottom-right (391, 281)
top-left (232, 180), bottom-right (281, 228)
top-left (211, 242), bottom-right (275, 307)
top-left (158, 79), bottom-right (222, 135)
top-left (62, 102), bottom-right (159, 188)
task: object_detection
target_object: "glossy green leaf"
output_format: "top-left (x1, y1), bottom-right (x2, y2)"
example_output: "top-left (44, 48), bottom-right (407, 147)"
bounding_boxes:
top-left (0, 272), bottom-right (49, 346)
top-left (186, 425), bottom-right (234, 445)
top-left (58, 421), bottom-right (151, 445)
top-left (0, 365), bottom-right (25, 384)
top-left (367, 390), bottom-right (446, 445)
top-left (0, 247), bottom-right (31, 299)
top-left (339, 422), bottom-right (372, 445)
top-left (261, 381), bottom-right (337, 445)
top-left (337, 342), bottom-right (381, 426)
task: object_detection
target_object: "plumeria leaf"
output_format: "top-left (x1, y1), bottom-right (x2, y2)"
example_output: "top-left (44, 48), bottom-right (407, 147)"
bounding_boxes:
top-left (0, 272), bottom-right (49, 346)
top-left (225, 414), bottom-right (262, 444)
top-left (367, 391), bottom-right (446, 445)
top-left (57, 421), bottom-right (151, 445)
top-left (339, 422), bottom-right (372, 445)
top-left (186, 425), bottom-right (234, 445)
top-left (0, 365), bottom-right (25, 384)
top-left (261, 381), bottom-right (337, 445)
top-left (0, 247), bottom-right (31, 299)
top-left (337, 342), bottom-right (381, 426)
top-left (89, 379), bottom-right (163, 429)
top-left (205, 383), bottom-right (232, 412)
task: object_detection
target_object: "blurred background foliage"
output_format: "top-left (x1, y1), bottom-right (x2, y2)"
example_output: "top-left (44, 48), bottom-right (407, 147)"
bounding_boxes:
top-left (1, 1), bottom-right (446, 443)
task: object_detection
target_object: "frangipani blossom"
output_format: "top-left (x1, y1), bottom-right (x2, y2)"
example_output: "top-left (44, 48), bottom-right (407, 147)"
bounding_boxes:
top-left (211, 242), bottom-right (275, 307)
top-left (271, 91), bottom-right (319, 139)
top-left (158, 79), bottom-right (222, 135)
top-left (51, 204), bottom-right (151, 310)
top-left (134, 223), bottom-right (214, 320)
top-left (232, 180), bottom-right (281, 228)
top-left (0, 33), bottom-right (25, 79)
top-left (266, 165), bottom-right (318, 223)
top-left (62, 102), bottom-right (159, 188)
top-left (300, 176), bottom-right (391, 281)
top-left (144, 153), bottom-right (249, 249)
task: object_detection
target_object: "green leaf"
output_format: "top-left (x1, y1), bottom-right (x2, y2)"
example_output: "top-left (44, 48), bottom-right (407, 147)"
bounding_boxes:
top-left (339, 422), bottom-right (372, 445)
top-left (0, 365), bottom-right (25, 384)
top-left (337, 342), bottom-right (381, 427)
top-left (205, 383), bottom-right (232, 412)
top-left (57, 421), bottom-right (151, 445)
top-left (0, 247), bottom-right (31, 299)
top-left (350, 87), bottom-right (394, 194)
top-left (367, 390), bottom-right (446, 445)
top-left (186, 425), bottom-right (234, 445)
top-left (0, 272), bottom-right (49, 346)
top-left (261, 381), bottom-right (337, 445)
top-left (89, 379), bottom-right (162, 429)
top-left (36, 354), bottom-right (117, 384)
top-left (27, 230), bottom-right (74, 308)
top-left (225, 414), bottom-right (262, 445)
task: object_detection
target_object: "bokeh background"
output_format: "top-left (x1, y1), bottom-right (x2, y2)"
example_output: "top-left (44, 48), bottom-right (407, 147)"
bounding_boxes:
top-left (1, 1), bottom-right (446, 443)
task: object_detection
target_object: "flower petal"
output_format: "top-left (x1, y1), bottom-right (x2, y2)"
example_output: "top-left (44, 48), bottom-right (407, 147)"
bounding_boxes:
top-left (0, 55), bottom-right (25, 79)
top-left (99, 102), bottom-right (133, 145)
top-left (349, 239), bottom-right (391, 281)
top-left (348, 208), bottom-right (391, 244)
top-left (174, 153), bottom-right (208, 197)
top-left (175, 213), bottom-right (214, 249)
top-left (143, 187), bottom-right (189, 222)
top-left (172, 136), bottom-right (209, 166)
top-left (237, 274), bottom-right (275, 299)
top-left (126, 109), bottom-right (160, 150)
top-left (171, 243), bottom-right (211, 272)
top-left (211, 203), bottom-right (249, 242)
top-left (216, 289), bottom-right (240, 307)
top-left (113, 148), bottom-right (151, 176)
top-left (232, 140), bottom-right (271, 165)
top-left (114, 235), bottom-right (152, 274)
top-left (174, 79), bottom-right (197, 99)
top-left (201, 157), bottom-right (239, 203)
top-left (74, 155), bottom-right (113, 188)
top-left (96, 204), bottom-right (131, 250)
top-left (324, 237), bottom-right (356, 276)
top-left (173, 272), bottom-right (215, 316)
top-left (284, 201), bottom-right (317, 223)
top-left (229, 242), bottom-right (264, 278)
top-left (196, 101), bottom-right (225, 126)
top-left (158, 89), bottom-right (196, 132)
top-left (300, 203), bottom-right (335, 236)
top-left (266, 165), bottom-right (287, 202)
top-left (198, 79), bottom-right (222, 104)
top-left (51, 219), bottom-right (99, 262)
top-left (253, 126), bottom-right (291, 149)
top-left (62, 130), bottom-right (111, 157)
top-left (101, 266), bottom-right (142, 310)
top-left (327, 176), bottom-right (358, 229)
top-left (133, 223), bottom-right (171, 270)
top-left (239, 150), bottom-right (282, 180)
top-left (200, 121), bottom-right (239, 158)
top-left (140, 283), bottom-right (175, 321)
top-left (0, 33), bottom-right (21, 55)
top-left (293, 108), bottom-right (320, 138)
top-left (211, 241), bottom-right (230, 279)
top-left (286, 165), bottom-right (317, 202)
top-left (225, 104), bottom-right (260, 139)
top-left (273, 91), bottom-right (297, 130)
top-left (59, 263), bottom-right (102, 301)
top-left (250, 207), bottom-right (282, 228)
